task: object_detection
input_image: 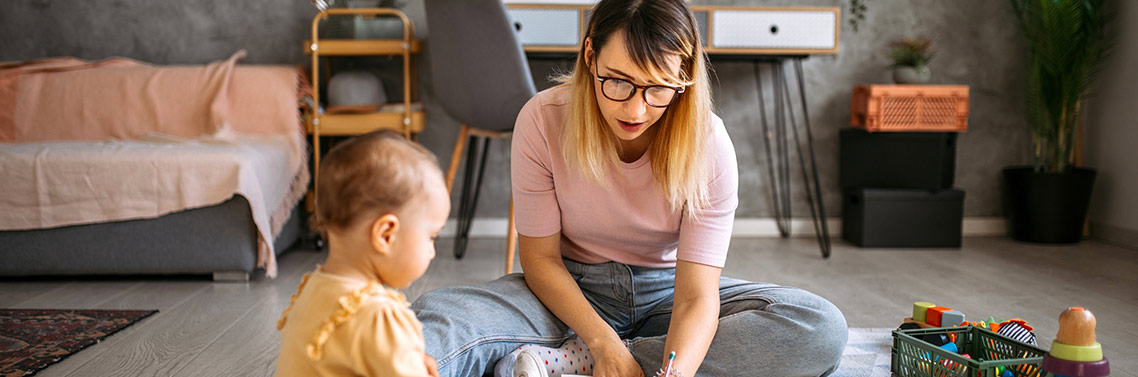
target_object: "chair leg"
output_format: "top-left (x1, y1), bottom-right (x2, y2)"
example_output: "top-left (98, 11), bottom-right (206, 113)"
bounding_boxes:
top-left (468, 138), bottom-right (491, 221)
top-left (454, 136), bottom-right (491, 259)
top-left (505, 195), bottom-right (517, 274)
top-left (446, 125), bottom-right (470, 193)
top-left (454, 135), bottom-right (479, 259)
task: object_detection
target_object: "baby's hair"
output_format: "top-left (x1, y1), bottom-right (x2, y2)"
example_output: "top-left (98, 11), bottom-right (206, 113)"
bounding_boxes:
top-left (313, 130), bottom-right (441, 232)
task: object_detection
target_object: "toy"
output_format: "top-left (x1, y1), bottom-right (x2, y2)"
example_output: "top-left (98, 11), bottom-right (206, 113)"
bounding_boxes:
top-left (913, 301), bottom-right (935, 322)
top-left (1042, 307), bottom-right (1110, 377)
top-left (996, 318), bottom-right (1037, 346)
top-left (905, 302), bottom-right (965, 328)
top-left (899, 322), bottom-right (922, 331)
top-left (926, 306), bottom-right (952, 327)
top-left (940, 310), bottom-right (965, 328)
top-left (893, 325), bottom-right (1049, 377)
top-left (939, 341), bottom-right (958, 354)
top-left (900, 301), bottom-right (1049, 373)
top-left (1057, 307), bottom-right (1096, 345)
top-left (923, 333), bottom-right (951, 347)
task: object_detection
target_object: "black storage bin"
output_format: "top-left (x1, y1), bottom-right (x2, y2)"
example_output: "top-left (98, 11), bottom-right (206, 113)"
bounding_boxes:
top-left (839, 129), bottom-right (957, 189)
top-left (842, 188), bottom-right (964, 248)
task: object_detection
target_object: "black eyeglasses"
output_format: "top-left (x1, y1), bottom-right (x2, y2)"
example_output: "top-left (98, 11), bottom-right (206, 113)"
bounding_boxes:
top-left (594, 69), bottom-right (685, 108)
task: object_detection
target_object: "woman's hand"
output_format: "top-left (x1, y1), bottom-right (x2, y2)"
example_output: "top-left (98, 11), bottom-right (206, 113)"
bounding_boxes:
top-left (659, 261), bottom-right (723, 377)
top-left (589, 339), bottom-right (644, 377)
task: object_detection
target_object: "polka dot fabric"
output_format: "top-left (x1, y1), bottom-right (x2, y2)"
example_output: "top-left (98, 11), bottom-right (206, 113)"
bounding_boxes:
top-left (514, 337), bottom-right (593, 377)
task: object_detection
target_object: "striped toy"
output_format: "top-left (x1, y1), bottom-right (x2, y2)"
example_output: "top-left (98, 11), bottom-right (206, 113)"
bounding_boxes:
top-left (996, 319), bottom-right (1037, 346)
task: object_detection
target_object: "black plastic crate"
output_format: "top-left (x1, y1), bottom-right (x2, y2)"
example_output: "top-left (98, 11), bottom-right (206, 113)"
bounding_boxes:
top-left (843, 188), bottom-right (964, 248)
top-left (839, 128), bottom-right (957, 189)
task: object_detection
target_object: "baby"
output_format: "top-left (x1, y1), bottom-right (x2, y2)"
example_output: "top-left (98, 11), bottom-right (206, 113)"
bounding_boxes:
top-left (275, 130), bottom-right (449, 377)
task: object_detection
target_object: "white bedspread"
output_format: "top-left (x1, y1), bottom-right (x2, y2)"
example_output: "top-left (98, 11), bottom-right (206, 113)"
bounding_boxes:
top-left (0, 133), bottom-right (304, 277)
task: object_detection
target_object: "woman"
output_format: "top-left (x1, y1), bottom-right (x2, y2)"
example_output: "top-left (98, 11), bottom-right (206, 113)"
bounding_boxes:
top-left (412, 0), bottom-right (847, 376)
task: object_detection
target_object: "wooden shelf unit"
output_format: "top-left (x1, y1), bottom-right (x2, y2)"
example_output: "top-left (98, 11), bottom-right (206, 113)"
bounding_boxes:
top-left (306, 8), bottom-right (425, 212)
top-left (304, 39), bottom-right (422, 56)
top-left (305, 107), bottom-right (426, 135)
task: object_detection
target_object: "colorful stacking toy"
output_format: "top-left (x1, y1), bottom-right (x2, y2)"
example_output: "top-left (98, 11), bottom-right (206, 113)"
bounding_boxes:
top-left (1042, 307), bottom-right (1109, 377)
top-left (908, 302), bottom-right (967, 328)
top-left (914, 302), bottom-right (936, 322)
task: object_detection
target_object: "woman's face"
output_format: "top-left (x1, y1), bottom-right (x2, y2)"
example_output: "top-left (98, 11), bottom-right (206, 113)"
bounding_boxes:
top-left (587, 30), bottom-right (684, 146)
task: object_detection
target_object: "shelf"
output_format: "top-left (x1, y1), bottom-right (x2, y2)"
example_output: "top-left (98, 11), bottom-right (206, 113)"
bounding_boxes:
top-left (308, 108), bottom-right (426, 136)
top-left (307, 8), bottom-right (424, 217)
top-left (304, 39), bottom-right (422, 56)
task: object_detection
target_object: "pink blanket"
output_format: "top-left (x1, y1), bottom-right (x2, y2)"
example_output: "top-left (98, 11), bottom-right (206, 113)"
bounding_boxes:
top-left (0, 51), bottom-right (308, 277)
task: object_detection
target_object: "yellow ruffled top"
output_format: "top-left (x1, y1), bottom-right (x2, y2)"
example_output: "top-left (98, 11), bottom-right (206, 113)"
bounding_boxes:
top-left (273, 267), bottom-right (430, 377)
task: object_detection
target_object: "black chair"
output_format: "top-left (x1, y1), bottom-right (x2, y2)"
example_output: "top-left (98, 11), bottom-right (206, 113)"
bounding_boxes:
top-left (424, 0), bottom-right (536, 272)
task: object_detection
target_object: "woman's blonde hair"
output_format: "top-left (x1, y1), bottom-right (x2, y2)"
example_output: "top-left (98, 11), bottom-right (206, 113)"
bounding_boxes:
top-left (560, 0), bottom-right (713, 214)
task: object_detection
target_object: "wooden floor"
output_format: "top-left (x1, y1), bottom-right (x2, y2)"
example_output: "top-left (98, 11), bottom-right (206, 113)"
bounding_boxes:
top-left (2, 236), bottom-right (1135, 376)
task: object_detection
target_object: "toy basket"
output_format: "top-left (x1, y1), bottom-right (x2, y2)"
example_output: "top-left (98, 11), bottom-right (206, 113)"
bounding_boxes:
top-left (851, 85), bottom-right (969, 132)
top-left (892, 326), bottom-right (1048, 377)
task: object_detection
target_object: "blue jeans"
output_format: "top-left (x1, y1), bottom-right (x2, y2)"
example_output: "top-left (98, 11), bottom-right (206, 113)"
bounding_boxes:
top-left (411, 259), bottom-right (848, 377)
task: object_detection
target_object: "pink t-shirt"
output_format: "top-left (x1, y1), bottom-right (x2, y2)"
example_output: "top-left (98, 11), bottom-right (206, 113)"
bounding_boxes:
top-left (511, 85), bottom-right (739, 268)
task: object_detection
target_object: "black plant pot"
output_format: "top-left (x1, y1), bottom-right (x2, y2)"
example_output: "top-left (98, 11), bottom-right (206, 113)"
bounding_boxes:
top-left (1002, 166), bottom-right (1097, 244)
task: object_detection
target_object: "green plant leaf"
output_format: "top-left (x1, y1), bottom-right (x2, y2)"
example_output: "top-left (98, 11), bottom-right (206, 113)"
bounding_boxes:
top-left (889, 37), bottom-right (934, 68)
top-left (1009, 0), bottom-right (1111, 172)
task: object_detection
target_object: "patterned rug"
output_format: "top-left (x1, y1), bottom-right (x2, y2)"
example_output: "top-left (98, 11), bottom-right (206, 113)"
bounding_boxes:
top-left (832, 328), bottom-right (894, 377)
top-left (0, 309), bottom-right (157, 377)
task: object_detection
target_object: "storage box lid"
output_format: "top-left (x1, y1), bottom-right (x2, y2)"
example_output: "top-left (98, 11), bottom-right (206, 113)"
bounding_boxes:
top-left (855, 188), bottom-right (964, 201)
top-left (854, 84), bottom-right (969, 97)
top-left (840, 128), bottom-right (958, 142)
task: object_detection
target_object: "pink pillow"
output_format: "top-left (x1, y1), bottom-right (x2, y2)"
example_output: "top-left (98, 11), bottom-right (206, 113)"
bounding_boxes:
top-left (2, 51), bottom-right (245, 142)
top-left (222, 65), bottom-right (301, 137)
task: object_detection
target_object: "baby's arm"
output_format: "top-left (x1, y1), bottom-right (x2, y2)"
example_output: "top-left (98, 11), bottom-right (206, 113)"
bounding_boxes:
top-left (361, 304), bottom-right (435, 377)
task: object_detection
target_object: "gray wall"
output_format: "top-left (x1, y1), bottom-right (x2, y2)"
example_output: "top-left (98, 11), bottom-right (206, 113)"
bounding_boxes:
top-left (1087, 1), bottom-right (1138, 248)
top-left (0, 0), bottom-right (1034, 220)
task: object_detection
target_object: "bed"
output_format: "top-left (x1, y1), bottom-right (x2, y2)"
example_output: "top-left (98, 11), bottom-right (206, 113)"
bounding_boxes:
top-left (0, 51), bottom-right (310, 280)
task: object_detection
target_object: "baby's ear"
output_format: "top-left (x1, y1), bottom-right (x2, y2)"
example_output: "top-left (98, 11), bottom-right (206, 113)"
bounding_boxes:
top-left (369, 214), bottom-right (400, 255)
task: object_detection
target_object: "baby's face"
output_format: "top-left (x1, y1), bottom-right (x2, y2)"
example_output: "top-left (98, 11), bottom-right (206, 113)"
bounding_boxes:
top-left (383, 172), bottom-right (449, 288)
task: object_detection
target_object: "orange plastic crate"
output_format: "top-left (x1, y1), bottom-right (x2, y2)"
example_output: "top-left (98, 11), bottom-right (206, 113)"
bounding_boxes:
top-left (851, 85), bottom-right (970, 132)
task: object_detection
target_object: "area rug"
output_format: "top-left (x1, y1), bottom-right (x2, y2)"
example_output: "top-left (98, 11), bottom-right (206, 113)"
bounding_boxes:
top-left (0, 309), bottom-right (158, 377)
top-left (831, 327), bottom-right (894, 377)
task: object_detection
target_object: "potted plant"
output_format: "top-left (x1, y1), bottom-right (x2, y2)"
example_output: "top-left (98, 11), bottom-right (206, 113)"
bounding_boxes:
top-left (889, 37), bottom-right (935, 84)
top-left (1003, 0), bottom-right (1111, 243)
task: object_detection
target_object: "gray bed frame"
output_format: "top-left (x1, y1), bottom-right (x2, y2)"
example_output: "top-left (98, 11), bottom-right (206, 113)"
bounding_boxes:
top-left (0, 195), bottom-right (305, 281)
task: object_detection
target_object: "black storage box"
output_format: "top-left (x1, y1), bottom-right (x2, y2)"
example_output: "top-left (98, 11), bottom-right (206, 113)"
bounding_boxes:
top-left (839, 129), bottom-right (957, 189)
top-left (842, 188), bottom-right (964, 248)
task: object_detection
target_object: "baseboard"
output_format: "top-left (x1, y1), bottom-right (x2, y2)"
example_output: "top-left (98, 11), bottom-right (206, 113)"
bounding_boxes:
top-left (441, 217), bottom-right (1008, 238)
top-left (1091, 222), bottom-right (1138, 251)
top-left (960, 217), bottom-right (1008, 237)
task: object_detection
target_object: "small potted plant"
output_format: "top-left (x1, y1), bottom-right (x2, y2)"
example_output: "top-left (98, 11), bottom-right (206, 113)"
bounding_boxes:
top-left (889, 37), bottom-right (935, 84)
